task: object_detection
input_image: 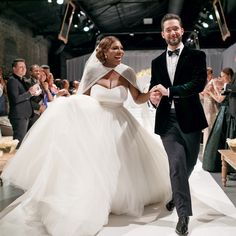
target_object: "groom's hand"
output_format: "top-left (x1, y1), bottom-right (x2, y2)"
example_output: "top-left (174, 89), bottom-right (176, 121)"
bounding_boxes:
top-left (154, 84), bottom-right (168, 96)
top-left (150, 86), bottom-right (162, 106)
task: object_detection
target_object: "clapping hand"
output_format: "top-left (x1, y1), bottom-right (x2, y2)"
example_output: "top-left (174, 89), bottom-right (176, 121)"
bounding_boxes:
top-left (41, 81), bottom-right (49, 91)
top-left (56, 89), bottom-right (70, 97)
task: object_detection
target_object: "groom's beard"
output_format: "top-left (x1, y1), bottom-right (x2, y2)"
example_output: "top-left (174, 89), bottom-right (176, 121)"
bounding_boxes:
top-left (165, 36), bottom-right (182, 47)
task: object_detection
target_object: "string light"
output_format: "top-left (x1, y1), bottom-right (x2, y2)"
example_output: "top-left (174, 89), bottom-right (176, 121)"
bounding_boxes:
top-left (47, 0), bottom-right (98, 34)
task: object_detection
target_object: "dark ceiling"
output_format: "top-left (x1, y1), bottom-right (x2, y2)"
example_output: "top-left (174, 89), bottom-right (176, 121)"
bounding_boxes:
top-left (1, 0), bottom-right (236, 57)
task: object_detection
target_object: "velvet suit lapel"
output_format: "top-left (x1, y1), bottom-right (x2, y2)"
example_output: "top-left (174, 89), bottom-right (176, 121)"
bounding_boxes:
top-left (159, 52), bottom-right (172, 87)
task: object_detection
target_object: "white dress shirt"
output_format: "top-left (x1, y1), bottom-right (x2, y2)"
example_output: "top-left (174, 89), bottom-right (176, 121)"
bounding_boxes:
top-left (166, 42), bottom-right (184, 108)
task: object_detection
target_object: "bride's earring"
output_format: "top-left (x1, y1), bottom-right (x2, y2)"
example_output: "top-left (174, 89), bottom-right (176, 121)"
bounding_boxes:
top-left (104, 54), bottom-right (108, 59)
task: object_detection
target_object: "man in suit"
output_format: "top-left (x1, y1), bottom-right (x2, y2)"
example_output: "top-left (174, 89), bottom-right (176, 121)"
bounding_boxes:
top-left (7, 58), bottom-right (40, 148)
top-left (149, 14), bottom-right (208, 235)
top-left (24, 64), bottom-right (47, 128)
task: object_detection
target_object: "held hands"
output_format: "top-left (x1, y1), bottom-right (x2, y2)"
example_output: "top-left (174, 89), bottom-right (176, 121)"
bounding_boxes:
top-left (149, 84), bottom-right (168, 106)
top-left (150, 89), bottom-right (162, 106)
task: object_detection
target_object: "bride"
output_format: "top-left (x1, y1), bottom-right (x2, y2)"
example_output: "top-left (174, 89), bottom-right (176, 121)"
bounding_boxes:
top-left (0, 36), bottom-right (171, 236)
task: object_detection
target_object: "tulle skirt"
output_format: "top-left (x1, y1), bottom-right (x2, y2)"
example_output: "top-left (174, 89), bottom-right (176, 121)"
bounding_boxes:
top-left (0, 95), bottom-right (171, 236)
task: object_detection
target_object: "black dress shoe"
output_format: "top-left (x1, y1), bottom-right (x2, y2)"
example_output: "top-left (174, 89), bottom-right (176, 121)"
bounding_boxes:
top-left (175, 216), bottom-right (189, 235)
top-left (166, 199), bottom-right (175, 211)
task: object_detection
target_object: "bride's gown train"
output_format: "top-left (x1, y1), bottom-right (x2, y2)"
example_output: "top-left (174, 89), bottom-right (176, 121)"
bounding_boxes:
top-left (0, 85), bottom-right (171, 236)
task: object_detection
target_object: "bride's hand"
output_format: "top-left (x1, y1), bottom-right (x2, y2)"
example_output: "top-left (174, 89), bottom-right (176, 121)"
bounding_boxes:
top-left (151, 84), bottom-right (168, 96)
top-left (149, 89), bottom-right (162, 106)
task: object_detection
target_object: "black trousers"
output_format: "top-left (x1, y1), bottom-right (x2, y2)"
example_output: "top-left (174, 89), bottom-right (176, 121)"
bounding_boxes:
top-left (160, 111), bottom-right (201, 217)
top-left (9, 117), bottom-right (30, 148)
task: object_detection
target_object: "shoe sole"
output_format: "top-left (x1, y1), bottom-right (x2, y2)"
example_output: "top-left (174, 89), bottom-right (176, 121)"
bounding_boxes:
top-left (175, 229), bottom-right (188, 235)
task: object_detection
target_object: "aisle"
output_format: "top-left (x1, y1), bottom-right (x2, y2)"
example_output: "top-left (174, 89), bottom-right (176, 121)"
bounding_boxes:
top-left (1, 103), bottom-right (236, 235)
top-left (98, 161), bottom-right (236, 236)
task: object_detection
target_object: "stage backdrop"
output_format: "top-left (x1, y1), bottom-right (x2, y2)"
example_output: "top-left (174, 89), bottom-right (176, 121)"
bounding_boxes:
top-left (222, 43), bottom-right (236, 72)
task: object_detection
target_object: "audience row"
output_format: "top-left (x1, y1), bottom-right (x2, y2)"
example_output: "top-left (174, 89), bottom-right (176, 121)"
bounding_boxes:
top-left (0, 59), bottom-right (80, 147)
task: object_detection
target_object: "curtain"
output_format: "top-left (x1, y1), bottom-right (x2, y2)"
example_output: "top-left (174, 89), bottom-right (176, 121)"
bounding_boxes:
top-left (66, 48), bottom-right (225, 82)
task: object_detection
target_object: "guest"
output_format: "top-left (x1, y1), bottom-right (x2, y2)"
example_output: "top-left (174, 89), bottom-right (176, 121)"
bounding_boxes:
top-left (149, 13), bottom-right (207, 235)
top-left (0, 36), bottom-right (171, 236)
top-left (0, 68), bottom-right (13, 136)
top-left (223, 72), bottom-right (236, 120)
top-left (47, 73), bottom-right (69, 97)
top-left (38, 68), bottom-right (54, 105)
top-left (0, 67), bottom-right (8, 116)
top-left (6, 58), bottom-right (40, 148)
top-left (0, 82), bottom-right (3, 97)
top-left (223, 72), bottom-right (236, 180)
top-left (62, 79), bottom-right (70, 91)
top-left (69, 80), bottom-right (80, 94)
top-left (201, 67), bottom-right (218, 151)
top-left (203, 67), bottom-right (234, 172)
top-left (54, 78), bottom-right (63, 89)
top-left (24, 65), bottom-right (45, 128)
top-left (46, 72), bottom-right (59, 96)
top-left (41, 64), bottom-right (50, 77)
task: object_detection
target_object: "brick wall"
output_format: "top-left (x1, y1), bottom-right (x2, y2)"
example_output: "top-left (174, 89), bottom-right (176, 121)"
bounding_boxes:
top-left (0, 16), bottom-right (49, 76)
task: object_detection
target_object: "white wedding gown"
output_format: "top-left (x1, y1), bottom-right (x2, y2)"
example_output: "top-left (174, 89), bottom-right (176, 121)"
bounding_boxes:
top-left (0, 85), bottom-right (171, 236)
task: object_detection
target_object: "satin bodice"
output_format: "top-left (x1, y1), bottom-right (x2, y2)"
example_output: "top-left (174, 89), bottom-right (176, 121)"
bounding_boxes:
top-left (90, 84), bottom-right (128, 104)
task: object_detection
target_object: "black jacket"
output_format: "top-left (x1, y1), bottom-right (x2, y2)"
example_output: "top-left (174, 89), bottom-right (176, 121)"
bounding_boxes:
top-left (7, 74), bottom-right (33, 119)
top-left (225, 74), bottom-right (236, 118)
top-left (150, 46), bottom-right (208, 134)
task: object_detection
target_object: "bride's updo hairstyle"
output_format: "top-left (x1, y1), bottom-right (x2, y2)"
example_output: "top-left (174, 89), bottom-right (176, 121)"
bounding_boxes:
top-left (96, 36), bottom-right (120, 64)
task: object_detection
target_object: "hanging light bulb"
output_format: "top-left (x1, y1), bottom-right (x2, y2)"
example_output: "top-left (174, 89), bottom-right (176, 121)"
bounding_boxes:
top-left (83, 26), bottom-right (90, 32)
top-left (57, 0), bottom-right (64, 5)
top-left (209, 14), bottom-right (214, 20)
top-left (202, 22), bottom-right (209, 28)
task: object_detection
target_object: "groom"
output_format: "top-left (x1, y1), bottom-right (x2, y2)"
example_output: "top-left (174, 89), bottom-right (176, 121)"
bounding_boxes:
top-left (149, 13), bottom-right (208, 235)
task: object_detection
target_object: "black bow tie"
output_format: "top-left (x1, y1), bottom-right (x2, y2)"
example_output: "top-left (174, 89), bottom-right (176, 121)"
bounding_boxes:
top-left (167, 49), bottom-right (180, 56)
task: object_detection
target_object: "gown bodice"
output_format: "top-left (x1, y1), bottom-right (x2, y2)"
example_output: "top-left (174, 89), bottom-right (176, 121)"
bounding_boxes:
top-left (90, 84), bottom-right (128, 104)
